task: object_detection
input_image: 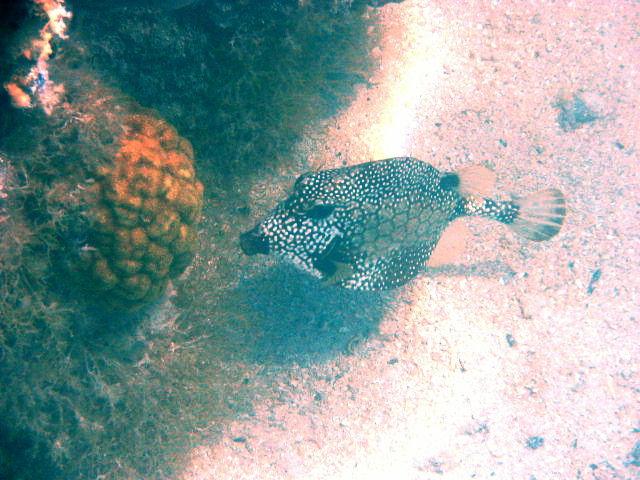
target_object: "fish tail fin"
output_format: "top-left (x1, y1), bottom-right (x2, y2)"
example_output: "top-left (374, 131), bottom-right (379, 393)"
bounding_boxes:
top-left (457, 165), bottom-right (496, 197)
top-left (509, 188), bottom-right (566, 241)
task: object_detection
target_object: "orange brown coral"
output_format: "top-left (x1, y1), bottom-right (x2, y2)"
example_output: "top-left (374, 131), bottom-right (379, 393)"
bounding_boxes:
top-left (82, 112), bottom-right (203, 309)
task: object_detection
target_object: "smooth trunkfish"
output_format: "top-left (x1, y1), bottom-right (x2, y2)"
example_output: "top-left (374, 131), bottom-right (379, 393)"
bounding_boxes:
top-left (240, 157), bottom-right (566, 290)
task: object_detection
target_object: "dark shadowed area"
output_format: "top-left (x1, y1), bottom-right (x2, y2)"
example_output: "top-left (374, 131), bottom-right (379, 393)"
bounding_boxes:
top-left (220, 263), bottom-right (392, 366)
top-left (0, 0), bottom-right (378, 478)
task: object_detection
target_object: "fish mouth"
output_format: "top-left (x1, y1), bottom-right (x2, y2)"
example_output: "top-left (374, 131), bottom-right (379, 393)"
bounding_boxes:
top-left (239, 228), bottom-right (270, 256)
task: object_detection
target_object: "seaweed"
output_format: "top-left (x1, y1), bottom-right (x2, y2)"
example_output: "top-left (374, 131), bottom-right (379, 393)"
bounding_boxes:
top-left (73, 0), bottom-right (376, 188)
top-left (555, 94), bottom-right (598, 132)
top-left (0, 1), bottom-right (378, 478)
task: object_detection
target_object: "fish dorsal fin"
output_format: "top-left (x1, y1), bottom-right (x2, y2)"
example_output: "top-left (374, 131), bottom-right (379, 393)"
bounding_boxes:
top-left (457, 165), bottom-right (496, 197)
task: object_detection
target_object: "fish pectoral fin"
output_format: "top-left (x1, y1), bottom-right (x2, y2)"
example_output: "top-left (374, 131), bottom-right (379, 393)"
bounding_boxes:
top-left (316, 258), bottom-right (354, 285)
top-left (312, 235), bottom-right (355, 284)
top-left (313, 255), bottom-right (338, 278)
top-left (313, 250), bottom-right (355, 283)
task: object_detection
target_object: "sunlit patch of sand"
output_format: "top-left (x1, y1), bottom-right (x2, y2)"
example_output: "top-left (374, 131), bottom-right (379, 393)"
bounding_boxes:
top-left (308, 1), bottom-right (460, 169)
top-left (364, 3), bottom-right (454, 158)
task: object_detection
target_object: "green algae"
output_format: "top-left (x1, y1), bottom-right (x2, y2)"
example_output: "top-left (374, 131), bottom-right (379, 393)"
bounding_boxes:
top-left (0, 1), bottom-right (380, 478)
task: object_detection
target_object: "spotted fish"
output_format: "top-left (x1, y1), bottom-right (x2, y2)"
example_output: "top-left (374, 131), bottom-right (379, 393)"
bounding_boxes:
top-left (240, 157), bottom-right (566, 290)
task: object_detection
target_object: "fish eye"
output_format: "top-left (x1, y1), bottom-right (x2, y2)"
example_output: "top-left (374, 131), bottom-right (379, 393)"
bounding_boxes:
top-left (305, 204), bottom-right (336, 220)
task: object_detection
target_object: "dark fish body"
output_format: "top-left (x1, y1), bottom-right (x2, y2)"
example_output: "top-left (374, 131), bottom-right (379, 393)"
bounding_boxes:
top-left (240, 157), bottom-right (566, 290)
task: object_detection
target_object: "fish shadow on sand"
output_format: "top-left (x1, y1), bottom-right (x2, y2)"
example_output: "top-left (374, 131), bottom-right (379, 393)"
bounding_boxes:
top-left (221, 263), bottom-right (394, 366)
top-left (221, 260), bottom-right (512, 367)
top-left (423, 260), bottom-right (515, 279)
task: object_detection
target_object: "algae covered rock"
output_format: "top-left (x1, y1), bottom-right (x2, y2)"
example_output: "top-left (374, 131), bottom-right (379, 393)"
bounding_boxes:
top-left (82, 112), bottom-right (203, 308)
top-left (0, 0), bottom-right (376, 477)
top-left (74, 0), bottom-right (376, 184)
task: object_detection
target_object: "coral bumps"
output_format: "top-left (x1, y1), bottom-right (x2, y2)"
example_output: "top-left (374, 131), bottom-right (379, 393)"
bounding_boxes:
top-left (83, 112), bottom-right (203, 308)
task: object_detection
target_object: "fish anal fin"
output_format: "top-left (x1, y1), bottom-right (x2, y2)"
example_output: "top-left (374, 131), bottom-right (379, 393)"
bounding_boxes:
top-left (427, 222), bottom-right (470, 267)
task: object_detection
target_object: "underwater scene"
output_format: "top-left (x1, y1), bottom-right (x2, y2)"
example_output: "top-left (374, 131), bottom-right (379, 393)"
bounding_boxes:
top-left (0, 0), bottom-right (638, 478)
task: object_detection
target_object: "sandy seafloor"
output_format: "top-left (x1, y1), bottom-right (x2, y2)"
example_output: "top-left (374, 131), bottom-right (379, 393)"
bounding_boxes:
top-left (183, 1), bottom-right (639, 479)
